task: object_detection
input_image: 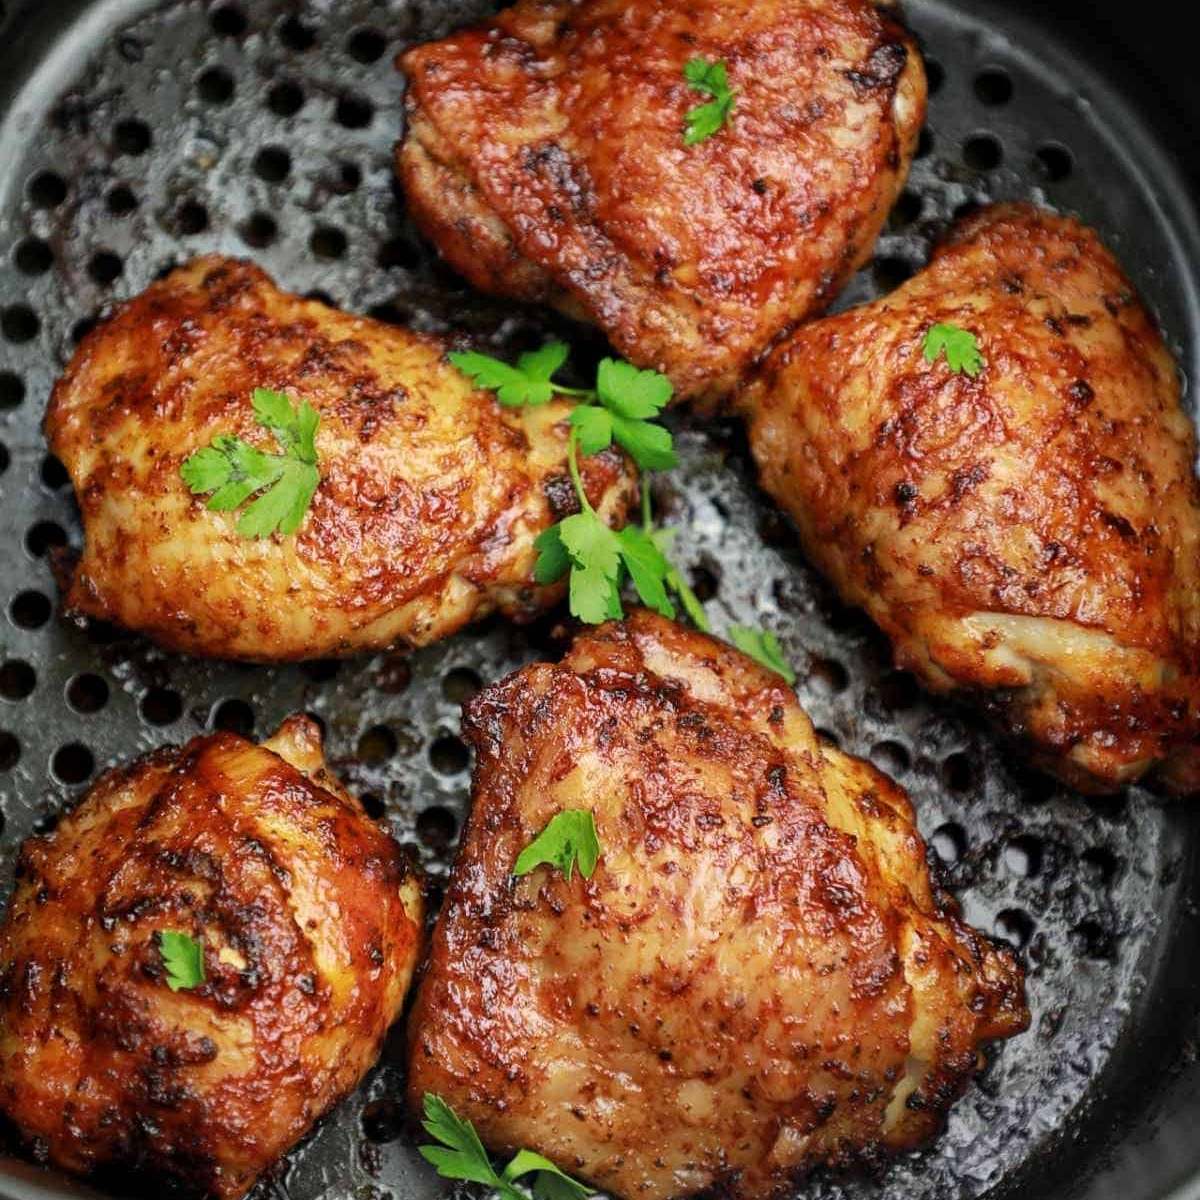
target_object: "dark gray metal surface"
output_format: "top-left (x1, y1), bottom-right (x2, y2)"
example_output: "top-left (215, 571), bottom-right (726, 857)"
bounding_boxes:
top-left (1, 2), bottom-right (1199, 1200)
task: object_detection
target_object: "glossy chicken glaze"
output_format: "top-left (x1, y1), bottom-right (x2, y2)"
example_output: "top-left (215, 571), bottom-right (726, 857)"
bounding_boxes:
top-left (398, 0), bottom-right (926, 405)
top-left (407, 612), bottom-right (1027, 1200)
top-left (46, 256), bottom-right (637, 661)
top-left (742, 204), bottom-right (1200, 793)
top-left (0, 716), bottom-right (424, 1200)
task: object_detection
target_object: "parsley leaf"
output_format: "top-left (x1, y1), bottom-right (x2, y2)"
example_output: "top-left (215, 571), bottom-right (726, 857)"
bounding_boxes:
top-left (683, 58), bottom-right (736, 145)
top-left (509, 1155), bottom-right (592, 1200)
top-left (647, 523), bottom-right (710, 633)
top-left (420, 1095), bottom-right (593, 1200)
top-left (447, 336), bottom-right (796, 684)
top-left (618, 526), bottom-right (676, 619)
top-left (181, 388), bottom-right (321, 539)
top-left (252, 386), bottom-right (319, 459)
top-left (569, 404), bottom-right (614, 456)
top-left (559, 510), bottom-right (623, 624)
top-left (558, 511), bottom-right (621, 580)
top-left (610, 414), bottom-right (676, 471)
top-left (922, 323), bottom-right (984, 377)
top-left (513, 810), bottom-right (601, 882)
top-left (159, 930), bottom-right (206, 992)
top-left (595, 359), bottom-right (673, 421)
top-left (729, 626), bottom-right (797, 684)
top-left (450, 341), bottom-right (572, 407)
top-left (419, 1094), bottom-right (509, 1191)
top-left (180, 437), bottom-right (282, 513)
top-left (666, 563), bottom-right (710, 631)
top-left (533, 524), bottom-right (572, 586)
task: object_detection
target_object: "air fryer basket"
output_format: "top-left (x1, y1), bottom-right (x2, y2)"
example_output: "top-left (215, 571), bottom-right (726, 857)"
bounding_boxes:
top-left (1, 1), bottom-right (1199, 1199)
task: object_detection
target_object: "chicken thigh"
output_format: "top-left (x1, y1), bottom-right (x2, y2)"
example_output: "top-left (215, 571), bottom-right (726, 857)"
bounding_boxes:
top-left (741, 204), bottom-right (1200, 793)
top-left (46, 256), bottom-right (636, 661)
top-left (0, 716), bottom-right (424, 1200)
top-left (398, 0), bottom-right (926, 405)
top-left (407, 611), bottom-right (1028, 1200)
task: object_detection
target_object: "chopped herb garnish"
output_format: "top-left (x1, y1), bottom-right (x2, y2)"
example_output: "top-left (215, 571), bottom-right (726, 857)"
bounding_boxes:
top-left (922, 323), bottom-right (984, 377)
top-left (683, 57), bottom-right (736, 145)
top-left (158, 930), bottom-right (206, 992)
top-left (729, 626), bottom-right (796, 685)
top-left (513, 810), bottom-right (601, 883)
top-left (419, 1094), bottom-right (593, 1200)
top-left (181, 387), bottom-right (320, 538)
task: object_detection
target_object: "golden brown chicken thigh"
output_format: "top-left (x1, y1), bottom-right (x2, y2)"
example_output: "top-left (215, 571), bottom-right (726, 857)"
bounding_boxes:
top-left (741, 204), bottom-right (1200, 793)
top-left (398, 0), bottom-right (926, 404)
top-left (0, 716), bottom-right (424, 1200)
top-left (407, 611), bottom-right (1027, 1200)
top-left (46, 256), bottom-right (636, 661)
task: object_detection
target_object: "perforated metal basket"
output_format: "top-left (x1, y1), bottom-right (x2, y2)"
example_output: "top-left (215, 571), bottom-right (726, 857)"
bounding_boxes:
top-left (2, 2), bottom-right (1200, 1199)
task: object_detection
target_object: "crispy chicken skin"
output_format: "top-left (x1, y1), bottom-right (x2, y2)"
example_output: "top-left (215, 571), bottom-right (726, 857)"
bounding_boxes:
top-left (45, 256), bottom-right (636, 662)
top-left (407, 612), bottom-right (1027, 1200)
top-left (0, 716), bottom-right (424, 1200)
top-left (741, 204), bottom-right (1200, 794)
top-left (398, 0), bottom-right (926, 405)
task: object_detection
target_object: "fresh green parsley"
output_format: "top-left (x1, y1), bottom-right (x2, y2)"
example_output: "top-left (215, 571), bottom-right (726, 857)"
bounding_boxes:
top-left (449, 342), bottom-right (573, 408)
top-left (513, 810), bottom-right (601, 883)
top-left (180, 387), bottom-right (321, 539)
top-left (922, 323), bottom-right (984, 377)
top-left (534, 467), bottom-right (710, 627)
top-left (571, 358), bottom-right (677, 471)
top-left (419, 1094), bottom-right (592, 1200)
top-left (455, 341), bottom-right (676, 472)
top-left (683, 58), bottom-right (736, 145)
top-left (453, 341), bottom-right (698, 624)
top-left (159, 930), bottom-right (206, 992)
top-left (729, 626), bottom-right (796, 685)
top-left (454, 345), bottom-right (786, 666)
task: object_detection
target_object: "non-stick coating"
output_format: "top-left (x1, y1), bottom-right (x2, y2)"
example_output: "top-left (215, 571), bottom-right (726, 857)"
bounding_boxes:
top-left (2, 2), bottom-right (1200, 1200)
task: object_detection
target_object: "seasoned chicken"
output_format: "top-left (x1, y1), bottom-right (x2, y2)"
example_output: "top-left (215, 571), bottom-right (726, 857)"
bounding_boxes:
top-left (0, 716), bottom-right (424, 1200)
top-left (741, 204), bottom-right (1200, 793)
top-left (407, 611), bottom-right (1027, 1200)
top-left (46, 256), bottom-right (636, 661)
top-left (398, 0), bottom-right (926, 405)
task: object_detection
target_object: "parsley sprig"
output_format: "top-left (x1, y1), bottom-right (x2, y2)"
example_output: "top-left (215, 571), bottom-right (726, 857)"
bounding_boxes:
top-left (448, 342), bottom-right (574, 408)
top-left (452, 344), bottom-right (676, 472)
top-left (419, 1094), bottom-right (592, 1200)
top-left (570, 359), bottom-right (677, 471)
top-left (454, 339), bottom-right (698, 624)
top-left (158, 930), bottom-right (206, 992)
top-left (453, 342), bottom-right (794, 681)
top-left (683, 58), bottom-right (736, 145)
top-left (730, 626), bottom-right (796, 684)
top-left (181, 388), bottom-right (321, 538)
top-left (536, 460), bottom-right (710, 627)
top-left (513, 810), bottom-right (601, 883)
top-left (922, 323), bottom-right (984, 377)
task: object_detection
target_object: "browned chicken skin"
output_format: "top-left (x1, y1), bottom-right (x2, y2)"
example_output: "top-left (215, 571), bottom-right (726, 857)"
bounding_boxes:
top-left (398, 0), bottom-right (926, 404)
top-left (46, 256), bottom-right (636, 662)
top-left (407, 612), bottom-right (1028, 1200)
top-left (0, 716), bottom-right (424, 1200)
top-left (741, 204), bottom-right (1200, 793)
